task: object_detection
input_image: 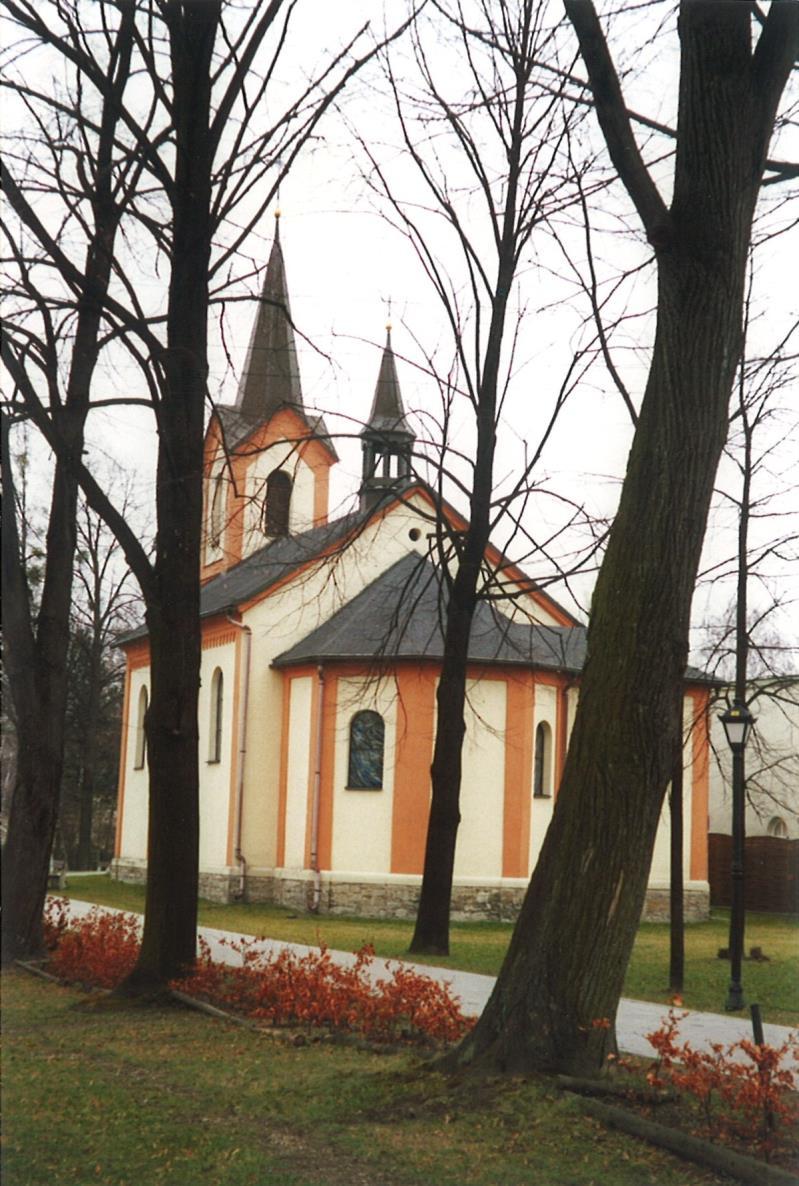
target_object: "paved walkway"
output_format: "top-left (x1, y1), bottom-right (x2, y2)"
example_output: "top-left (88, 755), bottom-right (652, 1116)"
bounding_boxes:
top-left (61, 898), bottom-right (797, 1065)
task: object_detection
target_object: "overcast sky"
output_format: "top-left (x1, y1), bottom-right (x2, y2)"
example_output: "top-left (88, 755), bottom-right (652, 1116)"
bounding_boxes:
top-left (8, 1), bottom-right (798, 656)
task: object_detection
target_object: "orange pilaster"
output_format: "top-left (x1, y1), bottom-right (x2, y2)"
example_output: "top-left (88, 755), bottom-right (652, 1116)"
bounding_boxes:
top-left (503, 672), bottom-right (535, 878)
top-left (391, 667), bottom-right (436, 874)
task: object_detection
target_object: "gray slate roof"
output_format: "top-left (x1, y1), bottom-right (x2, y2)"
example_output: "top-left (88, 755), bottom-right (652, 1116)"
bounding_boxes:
top-left (214, 404), bottom-right (335, 457)
top-left (236, 221), bottom-right (303, 421)
top-left (273, 552), bottom-right (716, 684)
top-left (119, 511), bottom-right (365, 644)
top-left (274, 552), bottom-right (587, 673)
top-left (200, 511), bottom-right (365, 618)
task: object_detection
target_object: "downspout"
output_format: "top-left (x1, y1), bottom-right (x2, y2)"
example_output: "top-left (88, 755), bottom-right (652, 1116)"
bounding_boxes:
top-left (226, 613), bottom-right (252, 899)
top-left (309, 663), bottom-right (325, 913)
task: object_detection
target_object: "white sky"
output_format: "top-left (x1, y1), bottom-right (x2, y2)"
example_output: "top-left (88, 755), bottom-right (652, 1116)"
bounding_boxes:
top-left (6, 1), bottom-right (799, 658)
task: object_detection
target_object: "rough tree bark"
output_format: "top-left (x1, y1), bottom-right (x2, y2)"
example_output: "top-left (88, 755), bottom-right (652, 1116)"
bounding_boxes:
top-left (120, 0), bottom-right (217, 990)
top-left (448, 0), bottom-right (798, 1075)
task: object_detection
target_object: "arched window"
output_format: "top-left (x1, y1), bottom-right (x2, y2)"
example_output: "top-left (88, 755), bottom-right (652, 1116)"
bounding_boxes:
top-left (533, 721), bottom-right (552, 798)
top-left (209, 468), bottom-right (226, 548)
top-left (263, 469), bottom-right (292, 537)
top-left (134, 685), bottom-right (148, 770)
top-left (208, 668), bottom-right (224, 763)
top-left (767, 816), bottom-right (788, 839)
top-left (347, 710), bottom-right (385, 789)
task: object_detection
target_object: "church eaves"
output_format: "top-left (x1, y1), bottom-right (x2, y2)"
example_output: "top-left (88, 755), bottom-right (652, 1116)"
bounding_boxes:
top-left (235, 217), bottom-right (304, 421)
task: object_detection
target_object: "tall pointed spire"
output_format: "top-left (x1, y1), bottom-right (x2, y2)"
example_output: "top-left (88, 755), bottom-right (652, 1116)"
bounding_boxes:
top-left (236, 214), bottom-right (304, 420)
top-left (360, 325), bottom-right (415, 512)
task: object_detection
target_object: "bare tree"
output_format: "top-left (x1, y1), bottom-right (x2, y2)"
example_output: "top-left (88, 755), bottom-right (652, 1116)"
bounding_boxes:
top-left (1, 0), bottom-right (137, 962)
top-left (62, 494), bottom-right (137, 870)
top-left (1, 0), bottom-right (409, 987)
top-left (447, 1), bottom-right (798, 1076)
top-left (355, 0), bottom-right (596, 955)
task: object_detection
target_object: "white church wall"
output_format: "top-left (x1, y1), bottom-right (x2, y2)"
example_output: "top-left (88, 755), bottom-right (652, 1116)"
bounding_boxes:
top-left (708, 689), bottom-right (799, 840)
top-left (529, 683), bottom-right (557, 873)
top-left (198, 641), bottom-right (237, 872)
top-left (118, 667), bottom-right (150, 862)
top-left (646, 695), bottom-right (709, 924)
top-left (454, 678), bottom-right (506, 879)
top-left (283, 675), bottom-right (314, 868)
top-left (239, 495), bottom-right (432, 871)
top-left (331, 677), bottom-right (397, 874)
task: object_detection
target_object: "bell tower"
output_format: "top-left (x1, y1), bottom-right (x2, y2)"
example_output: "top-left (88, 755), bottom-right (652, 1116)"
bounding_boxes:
top-left (360, 326), bottom-right (415, 512)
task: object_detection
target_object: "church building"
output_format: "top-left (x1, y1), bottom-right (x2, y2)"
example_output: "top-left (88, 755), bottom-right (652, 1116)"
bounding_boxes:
top-left (112, 222), bottom-right (713, 922)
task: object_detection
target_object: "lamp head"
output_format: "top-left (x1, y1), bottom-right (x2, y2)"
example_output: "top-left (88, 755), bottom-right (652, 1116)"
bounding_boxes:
top-left (719, 701), bottom-right (755, 751)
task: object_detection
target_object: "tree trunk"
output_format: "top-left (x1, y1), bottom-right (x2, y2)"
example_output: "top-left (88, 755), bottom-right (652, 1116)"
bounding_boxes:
top-left (409, 588), bottom-right (477, 954)
top-left (75, 630), bottom-right (103, 870)
top-left (118, 1), bottom-right (218, 992)
top-left (669, 715), bottom-right (684, 994)
top-left (447, 3), bottom-right (797, 1075)
top-left (0, 4), bottom-right (134, 961)
top-left (2, 421), bottom-right (79, 961)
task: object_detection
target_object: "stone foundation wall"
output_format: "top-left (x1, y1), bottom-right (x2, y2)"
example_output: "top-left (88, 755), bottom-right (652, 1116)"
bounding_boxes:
top-left (273, 874), bottom-right (709, 924)
top-left (110, 859), bottom-right (146, 886)
top-left (643, 885), bottom-right (710, 923)
top-left (111, 861), bottom-right (709, 923)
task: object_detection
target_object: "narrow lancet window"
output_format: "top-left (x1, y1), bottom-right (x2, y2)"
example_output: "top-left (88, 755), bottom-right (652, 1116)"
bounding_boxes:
top-left (263, 469), bottom-right (292, 537)
top-left (134, 686), bottom-right (148, 770)
top-left (208, 668), bottom-right (224, 763)
top-left (533, 721), bottom-right (552, 798)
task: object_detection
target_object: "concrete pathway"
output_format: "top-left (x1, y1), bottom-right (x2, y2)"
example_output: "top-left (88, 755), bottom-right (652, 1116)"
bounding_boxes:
top-left (60, 898), bottom-right (797, 1066)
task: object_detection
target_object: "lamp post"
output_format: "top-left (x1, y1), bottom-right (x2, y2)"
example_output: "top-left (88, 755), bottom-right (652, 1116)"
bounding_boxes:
top-left (719, 700), bottom-right (755, 1012)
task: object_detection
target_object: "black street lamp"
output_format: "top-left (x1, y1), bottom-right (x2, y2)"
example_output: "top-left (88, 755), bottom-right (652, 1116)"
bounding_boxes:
top-left (719, 700), bottom-right (755, 1012)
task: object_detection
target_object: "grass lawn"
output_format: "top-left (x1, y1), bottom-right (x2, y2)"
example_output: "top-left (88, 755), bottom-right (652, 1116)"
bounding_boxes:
top-left (62, 874), bottom-right (799, 1027)
top-left (1, 969), bottom-right (738, 1186)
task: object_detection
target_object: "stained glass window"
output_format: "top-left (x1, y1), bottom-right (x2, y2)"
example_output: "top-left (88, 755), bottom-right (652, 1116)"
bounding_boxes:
top-left (347, 710), bottom-right (385, 789)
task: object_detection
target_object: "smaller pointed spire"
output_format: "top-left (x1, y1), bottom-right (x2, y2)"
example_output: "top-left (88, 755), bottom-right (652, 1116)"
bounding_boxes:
top-left (364, 326), bottom-right (412, 436)
top-left (236, 219), bottom-right (303, 421)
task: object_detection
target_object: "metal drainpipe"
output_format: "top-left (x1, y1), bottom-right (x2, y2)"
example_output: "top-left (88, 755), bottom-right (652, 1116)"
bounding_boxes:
top-left (309, 664), bottom-right (325, 913)
top-left (226, 614), bottom-right (252, 899)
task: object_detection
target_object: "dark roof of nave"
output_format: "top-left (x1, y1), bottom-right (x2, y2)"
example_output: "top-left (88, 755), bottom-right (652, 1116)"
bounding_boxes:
top-left (117, 510), bottom-right (367, 644)
top-left (273, 551), bottom-right (715, 684)
top-left (199, 511), bottom-right (367, 620)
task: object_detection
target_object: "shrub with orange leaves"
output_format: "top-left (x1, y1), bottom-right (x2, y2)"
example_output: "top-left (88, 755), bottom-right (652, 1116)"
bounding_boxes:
top-left (43, 899), bottom-right (140, 989)
top-left (644, 1005), bottom-right (799, 1155)
top-left (40, 902), bottom-right (473, 1046)
top-left (172, 936), bottom-right (475, 1046)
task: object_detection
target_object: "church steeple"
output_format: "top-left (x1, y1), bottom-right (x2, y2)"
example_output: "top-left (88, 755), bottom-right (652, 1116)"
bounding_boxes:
top-left (236, 215), bottom-right (304, 420)
top-left (360, 326), bottom-right (415, 512)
